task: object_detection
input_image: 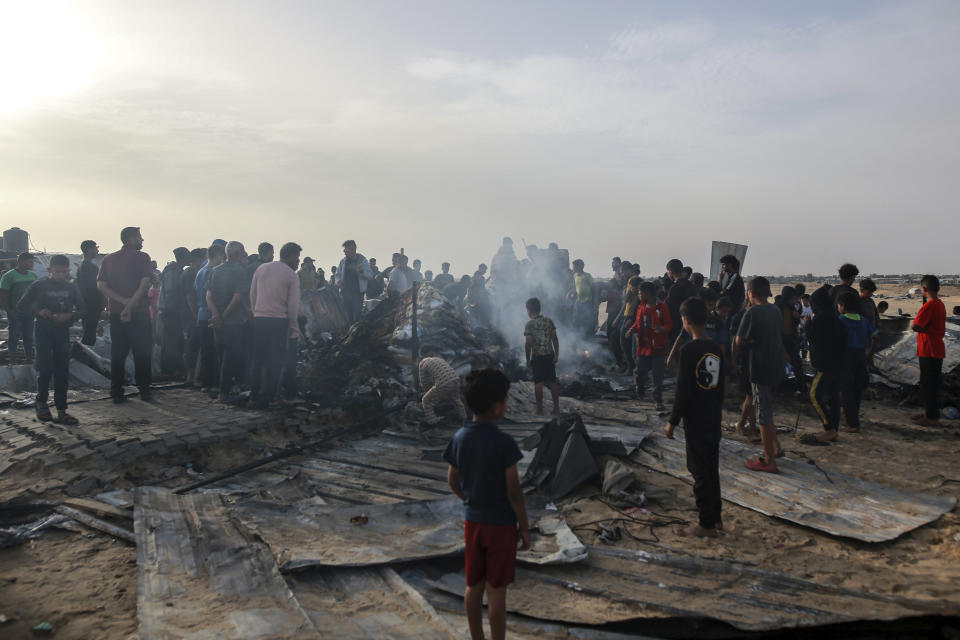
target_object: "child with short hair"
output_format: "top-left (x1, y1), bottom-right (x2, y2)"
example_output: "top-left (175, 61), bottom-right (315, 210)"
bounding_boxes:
top-left (804, 285), bottom-right (847, 443)
top-left (837, 291), bottom-right (877, 433)
top-left (626, 281), bottom-right (672, 411)
top-left (523, 297), bottom-right (560, 416)
top-left (736, 277), bottom-right (785, 473)
top-left (444, 369), bottom-right (530, 640)
top-left (664, 297), bottom-right (724, 538)
top-left (706, 296), bottom-right (733, 369)
top-left (859, 278), bottom-right (879, 328)
top-left (912, 276), bottom-right (946, 426)
top-left (17, 255), bottom-right (86, 425)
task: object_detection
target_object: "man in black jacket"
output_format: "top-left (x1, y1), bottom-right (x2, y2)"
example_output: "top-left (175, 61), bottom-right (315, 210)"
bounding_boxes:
top-left (665, 259), bottom-right (697, 345)
top-left (78, 240), bottom-right (104, 346)
top-left (719, 254), bottom-right (745, 312)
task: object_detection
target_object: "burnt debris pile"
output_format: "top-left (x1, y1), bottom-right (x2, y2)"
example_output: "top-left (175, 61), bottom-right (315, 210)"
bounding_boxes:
top-left (300, 282), bottom-right (519, 420)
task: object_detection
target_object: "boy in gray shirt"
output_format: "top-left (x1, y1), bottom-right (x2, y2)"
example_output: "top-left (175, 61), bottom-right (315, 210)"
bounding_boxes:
top-left (736, 277), bottom-right (785, 473)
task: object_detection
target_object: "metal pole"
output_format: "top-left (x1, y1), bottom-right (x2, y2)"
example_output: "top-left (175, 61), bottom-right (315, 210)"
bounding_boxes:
top-left (411, 280), bottom-right (420, 392)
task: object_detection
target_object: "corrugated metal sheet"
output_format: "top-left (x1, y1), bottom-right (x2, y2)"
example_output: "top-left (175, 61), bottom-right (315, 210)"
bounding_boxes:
top-left (134, 487), bottom-right (321, 639)
top-left (423, 545), bottom-right (956, 632)
top-left (633, 433), bottom-right (956, 542)
top-left (233, 495), bottom-right (586, 571)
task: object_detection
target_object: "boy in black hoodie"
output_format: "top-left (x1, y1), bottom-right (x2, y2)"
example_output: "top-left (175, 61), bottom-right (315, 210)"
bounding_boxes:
top-left (804, 285), bottom-right (846, 443)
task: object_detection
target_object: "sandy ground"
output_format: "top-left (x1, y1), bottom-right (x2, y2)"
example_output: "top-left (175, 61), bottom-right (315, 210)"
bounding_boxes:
top-left (0, 530), bottom-right (137, 639)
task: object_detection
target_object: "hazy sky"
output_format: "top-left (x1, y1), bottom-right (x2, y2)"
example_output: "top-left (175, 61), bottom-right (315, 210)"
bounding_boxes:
top-left (1, 0), bottom-right (958, 277)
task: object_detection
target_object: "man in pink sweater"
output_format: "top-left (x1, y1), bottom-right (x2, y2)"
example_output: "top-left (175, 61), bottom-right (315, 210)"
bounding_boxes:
top-left (250, 242), bottom-right (302, 408)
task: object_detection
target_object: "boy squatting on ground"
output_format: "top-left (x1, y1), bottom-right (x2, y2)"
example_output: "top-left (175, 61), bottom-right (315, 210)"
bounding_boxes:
top-left (419, 348), bottom-right (467, 425)
top-left (664, 298), bottom-right (725, 538)
top-left (16, 255), bottom-right (86, 425)
top-left (912, 275), bottom-right (946, 427)
top-left (524, 297), bottom-right (560, 416)
top-left (443, 369), bottom-right (531, 640)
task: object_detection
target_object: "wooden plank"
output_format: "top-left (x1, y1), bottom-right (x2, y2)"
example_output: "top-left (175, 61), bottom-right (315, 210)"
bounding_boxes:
top-left (634, 433), bottom-right (957, 542)
top-left (62, 497), bottom-right (133, 521)
top-left (134, 487), bottom-right (321, 639)
top-left (293, 458), bottom-right (452, 494)
top-left (54, 505), bottom-right (135, 542)
top-left (311, 450), bottom-right (449, 482)
top-left (290, 464), bottom-right (448, 502)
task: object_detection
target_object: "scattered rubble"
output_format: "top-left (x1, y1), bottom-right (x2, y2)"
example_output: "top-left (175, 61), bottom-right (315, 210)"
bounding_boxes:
top-left (300, 283), bottom-right (518, 424)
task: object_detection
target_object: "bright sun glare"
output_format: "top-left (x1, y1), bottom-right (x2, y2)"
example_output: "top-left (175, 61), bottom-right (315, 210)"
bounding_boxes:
top-left (0, 1), bottom-right (104, 116)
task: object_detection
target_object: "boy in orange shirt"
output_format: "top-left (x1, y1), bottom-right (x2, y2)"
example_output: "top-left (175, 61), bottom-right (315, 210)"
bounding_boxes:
top-left (912, 275), bottom-right (946, 426)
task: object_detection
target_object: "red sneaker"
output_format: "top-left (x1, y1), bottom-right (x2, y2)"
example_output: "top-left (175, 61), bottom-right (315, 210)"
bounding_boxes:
top-left (745, 458), bottom-right (778, 473)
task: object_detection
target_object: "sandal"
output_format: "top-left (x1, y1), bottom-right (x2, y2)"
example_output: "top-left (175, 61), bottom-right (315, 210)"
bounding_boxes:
top-left (53, 413), bottom-right (79, 426)
top-left (35, 402), bottom-right (53, 422)
top-left (745, 457), bottom-right (779, 473)
top-left (799, 434), bottom-right (830, 446)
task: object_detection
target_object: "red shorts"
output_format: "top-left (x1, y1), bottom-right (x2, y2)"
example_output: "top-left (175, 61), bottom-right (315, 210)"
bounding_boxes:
top-left (464, 520), bottom-right (518, 588)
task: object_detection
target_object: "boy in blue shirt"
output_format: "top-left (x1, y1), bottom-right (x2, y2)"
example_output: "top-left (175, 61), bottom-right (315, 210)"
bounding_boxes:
top-left (443, 369), bottom-right (530, 640)
top-left (837, 291), bottom-right (877, 432)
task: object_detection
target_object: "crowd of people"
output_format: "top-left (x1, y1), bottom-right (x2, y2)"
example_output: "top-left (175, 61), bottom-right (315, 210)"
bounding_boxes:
top-left (0, 231), bottom-right (951, 441)
top-left (0, 229), bottom-right (953, 640)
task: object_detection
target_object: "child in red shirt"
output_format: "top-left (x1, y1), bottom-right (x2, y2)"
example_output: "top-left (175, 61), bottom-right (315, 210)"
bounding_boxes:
top-left (912, 275), bottom-right (946, 426)
top-left (626, 281), bottom-right (673, 410)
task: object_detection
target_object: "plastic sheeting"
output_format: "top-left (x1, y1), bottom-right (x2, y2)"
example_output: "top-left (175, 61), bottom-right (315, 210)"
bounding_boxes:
top-left (873, 327), bottom-right (960, 386)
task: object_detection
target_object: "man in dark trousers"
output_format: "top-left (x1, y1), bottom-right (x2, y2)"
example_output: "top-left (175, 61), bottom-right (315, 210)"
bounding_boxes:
top-left (97, 227), bottom-right (154, 403)
top-left (206, 241), bottom-right (251, 403)
top-left (77, 240), bottom-right (105, 346)
top-left (665, 258), bottom-right (697, 345)
top-left (158, 247), bottom-right (191, 376)
top-left (664, 297), bottom-right (724, 538)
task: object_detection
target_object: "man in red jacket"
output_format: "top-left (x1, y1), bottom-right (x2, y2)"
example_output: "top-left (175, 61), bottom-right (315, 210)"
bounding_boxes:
top-left (627, 281), bottom-right (673, 411)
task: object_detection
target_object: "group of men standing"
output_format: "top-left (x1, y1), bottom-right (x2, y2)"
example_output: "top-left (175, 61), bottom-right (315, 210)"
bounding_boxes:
top-left (83, 228), bottom-right (305, 409)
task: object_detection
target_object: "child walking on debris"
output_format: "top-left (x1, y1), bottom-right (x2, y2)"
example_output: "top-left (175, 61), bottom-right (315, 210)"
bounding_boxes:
top-left (664, 298), bottom-right (724, 538)
top-left (419, 348), bottom-right (466, 425)
top-left (17, 255), bottom-right (85, 425)
top-left (626, 281), bottom-right (672, 411)
top-left (443, 369), bottom-right (530, 640)
top-left (524, 297), bottom-right (560, 416)
top-left (912, 275), bottom-right (946, 427)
